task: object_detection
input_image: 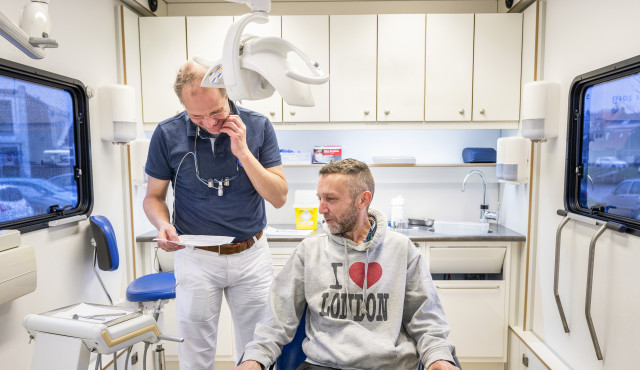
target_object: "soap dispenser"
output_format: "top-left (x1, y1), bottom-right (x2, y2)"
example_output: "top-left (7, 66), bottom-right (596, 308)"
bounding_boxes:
top-left (390, 195), bottom-right (405, 229)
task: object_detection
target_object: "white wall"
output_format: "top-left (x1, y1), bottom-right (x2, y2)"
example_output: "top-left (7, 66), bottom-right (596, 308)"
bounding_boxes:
top-left (530, 0), bottom-right (640, 368)
top-left (0, 1), bottom-right (129, 368)
top-left (269, 129), bottom-right (502, 225)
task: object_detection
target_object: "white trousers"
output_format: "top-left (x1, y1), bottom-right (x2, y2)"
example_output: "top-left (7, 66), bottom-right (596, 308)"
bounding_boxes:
top-left (174, 235), bottom-right (273, 370)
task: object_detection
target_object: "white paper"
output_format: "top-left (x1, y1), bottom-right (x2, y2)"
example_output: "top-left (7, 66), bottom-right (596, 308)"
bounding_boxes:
top-left (51, 303), bottom-right (131, 323)
top-left (155, 234), bottom-right (235, 247)
top-left (264, 226), bottom-right (313, 237)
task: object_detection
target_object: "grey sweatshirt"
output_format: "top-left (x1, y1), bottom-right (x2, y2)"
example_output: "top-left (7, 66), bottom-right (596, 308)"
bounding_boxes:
top-left (243, 209), bottom-right (455, 369)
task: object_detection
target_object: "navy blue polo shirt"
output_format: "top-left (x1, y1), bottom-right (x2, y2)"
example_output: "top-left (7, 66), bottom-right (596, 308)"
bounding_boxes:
top-left (145, 100), bottom-right (282, 241)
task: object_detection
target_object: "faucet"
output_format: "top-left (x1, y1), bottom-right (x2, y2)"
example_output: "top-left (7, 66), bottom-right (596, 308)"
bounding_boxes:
top-left (461, 170), bottom-right (498, 223)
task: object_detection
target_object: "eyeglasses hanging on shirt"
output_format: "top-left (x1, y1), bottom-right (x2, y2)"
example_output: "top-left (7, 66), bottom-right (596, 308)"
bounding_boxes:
top-left (193, 125), bottom-right (239, 196)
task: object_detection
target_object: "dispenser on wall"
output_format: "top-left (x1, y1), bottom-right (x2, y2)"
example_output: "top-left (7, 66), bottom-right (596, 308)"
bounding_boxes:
top-left (496, 136), bottom-right (531, 184)
top-left (521, 80), bottom-right (561, 142)
top-left (98, 84), bottom-right (137, 144)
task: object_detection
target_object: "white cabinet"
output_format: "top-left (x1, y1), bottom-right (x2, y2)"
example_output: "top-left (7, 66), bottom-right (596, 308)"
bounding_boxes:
top-left (423, 241), bottom-right (515, 362)
top-left (237, 16), bottom-right (283, 123)
top-left (425, 14), bottom-right (474, 122)
top-left (508, 329), bottom-right (550, 370)
top-left (139, 17), bottom-right (187, 124)
top-left (186, 16), bottom-right (234, 62)
top-left (330, 15), bottom-right (377, 122)
top-left (377, 14), bottom-right (425, 122)
top-left (473, 14), bottom-right (523, 121)
top-left (281, 15), bottom-right (329, 123)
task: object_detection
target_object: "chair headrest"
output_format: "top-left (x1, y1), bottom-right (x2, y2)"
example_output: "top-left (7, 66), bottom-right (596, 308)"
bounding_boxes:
top-left (89, 215), bottom-right (119, 271)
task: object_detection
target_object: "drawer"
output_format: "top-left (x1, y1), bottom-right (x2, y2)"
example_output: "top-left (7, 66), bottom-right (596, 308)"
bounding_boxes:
top-left (435, 280), bottom-right (506, 359)
top-left (429, 246), bottom-right (506, 274)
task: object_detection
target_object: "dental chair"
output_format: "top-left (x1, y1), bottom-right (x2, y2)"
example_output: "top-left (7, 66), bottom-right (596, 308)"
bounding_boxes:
top-left (269, 308), bottom-right (461, 370)
top-left (23, 215), bottom-right (182, 370)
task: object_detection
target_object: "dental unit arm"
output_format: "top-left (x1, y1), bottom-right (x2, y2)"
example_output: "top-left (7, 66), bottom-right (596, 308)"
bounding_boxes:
top-left (195, 0), bottom-right (329, 106)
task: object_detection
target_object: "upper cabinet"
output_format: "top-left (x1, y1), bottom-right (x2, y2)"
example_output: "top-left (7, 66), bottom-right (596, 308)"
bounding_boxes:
top-left (281, 15), bottom-right (329, 123)
top-left (137, 13), bottom-right (523, 127)
top-left (378, 14), bottom-right (426, 122)
top-left (472, 14), bottom-right (523, 121)
top-left (139, 17), bottom-right (186, 124)
top-left (236, 16), bottom-right (283, 123)
top-left (186, 16), bottom-right (234, 63)
top-left (425, 14), bottom-right (474, 122)
top-left (330, 15), bottom-right (377, 122)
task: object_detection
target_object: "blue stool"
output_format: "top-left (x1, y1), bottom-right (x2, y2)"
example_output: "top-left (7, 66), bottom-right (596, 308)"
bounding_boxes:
top-left (90, 215), bottom-right (181, 369)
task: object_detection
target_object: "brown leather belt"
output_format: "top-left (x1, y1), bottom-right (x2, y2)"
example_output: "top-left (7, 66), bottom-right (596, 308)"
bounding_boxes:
top-left (194, 231), bottom-right (263, 255)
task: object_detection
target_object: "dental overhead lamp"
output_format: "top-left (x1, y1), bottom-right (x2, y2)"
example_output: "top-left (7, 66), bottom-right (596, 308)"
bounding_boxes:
top-left (195, 0), bottom-right (329, 107)
top-left (0, 0), bottom-right (58, 59)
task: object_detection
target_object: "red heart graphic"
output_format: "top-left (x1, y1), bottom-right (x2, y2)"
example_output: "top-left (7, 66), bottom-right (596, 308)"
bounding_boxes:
top-left (349, 262), bottom-right (382, 289)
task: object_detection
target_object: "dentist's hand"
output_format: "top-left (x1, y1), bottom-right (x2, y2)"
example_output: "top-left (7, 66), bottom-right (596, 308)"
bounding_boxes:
top-left (156, 223), bottom-right (183, 251)
top-left (220, 115), bottom-right (250, 160)
top-left (234, 360), bottom-right (262, 370)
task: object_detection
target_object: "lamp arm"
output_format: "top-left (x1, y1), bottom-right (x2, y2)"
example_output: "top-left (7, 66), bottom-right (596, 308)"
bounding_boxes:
top-left (0, 11), bottom-right (45, 59)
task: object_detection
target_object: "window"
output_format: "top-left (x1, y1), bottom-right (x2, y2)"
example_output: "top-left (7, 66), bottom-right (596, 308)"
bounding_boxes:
top-left (0, 58), bottom-right (92, 232)
top-left (565, 55), bottom-right (640, 234)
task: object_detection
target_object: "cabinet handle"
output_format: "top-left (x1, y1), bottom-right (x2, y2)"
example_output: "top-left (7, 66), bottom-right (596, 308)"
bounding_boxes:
top-left (290, 110), bottom-right (296, 116)
top-left (459, 108), bottom-right (465, 115)
top-left (384, 109), bottom-right (390, 115)
top-left (269, 111), bottom-right (276, 117)
top-left (479, 108), bottom-right (486, 114)
top-left (522, 354), bottom-right (529, 367)
top-left (435, 285), bottom-right (500, 290)
top-left (364, 110), bottom-right (370, 116)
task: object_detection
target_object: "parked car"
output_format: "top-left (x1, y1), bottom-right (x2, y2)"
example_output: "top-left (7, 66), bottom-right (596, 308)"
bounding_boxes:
top-left (594, 156), bottom-right (628, 168)
top-left (0, 178), bottom-right (76, 215)
top-left (601, 179), bottom-right (640, 218)
top-left (48, 174), bottom-right (77, 192)
top-left (0, 185), bottom-right (35, 222)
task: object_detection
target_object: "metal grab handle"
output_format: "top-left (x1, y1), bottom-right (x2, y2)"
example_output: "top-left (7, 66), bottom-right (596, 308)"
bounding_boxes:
top-left (554, 209), bottom-right (571, 333)
top-left (585, 221), bottom-right (626, 361)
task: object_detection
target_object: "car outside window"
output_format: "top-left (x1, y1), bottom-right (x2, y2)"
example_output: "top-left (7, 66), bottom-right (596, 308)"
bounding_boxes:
top-left (0, 58), bottom-right (92, 232)
top-left (565, 55), bottom-right (640, 234)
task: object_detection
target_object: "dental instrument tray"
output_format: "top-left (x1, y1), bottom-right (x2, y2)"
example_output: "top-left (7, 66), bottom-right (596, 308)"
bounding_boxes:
top-left (462, 148), bottom-right (496, 163)
top-left (23, 303), bottom-right (160, 354)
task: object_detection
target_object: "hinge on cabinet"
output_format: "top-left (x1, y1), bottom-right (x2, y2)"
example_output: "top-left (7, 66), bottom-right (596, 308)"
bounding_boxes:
top-left (522, 353), bottom-right (529, 367)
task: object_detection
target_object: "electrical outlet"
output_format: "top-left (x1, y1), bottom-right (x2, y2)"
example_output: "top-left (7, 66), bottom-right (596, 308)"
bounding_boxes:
top-left (131, 352), bottom-right (139, 365)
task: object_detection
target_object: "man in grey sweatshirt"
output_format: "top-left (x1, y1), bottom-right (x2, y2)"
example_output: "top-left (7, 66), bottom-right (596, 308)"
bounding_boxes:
top-left (236, 159), bottom-right (458, 370)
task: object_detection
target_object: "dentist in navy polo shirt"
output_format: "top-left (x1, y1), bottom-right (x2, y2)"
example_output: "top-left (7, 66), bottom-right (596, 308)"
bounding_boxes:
top-left (144, 59), bottom-right (288, 370)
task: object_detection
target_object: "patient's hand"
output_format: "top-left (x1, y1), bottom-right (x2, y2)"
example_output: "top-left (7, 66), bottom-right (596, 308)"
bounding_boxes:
top-left (234, 360), bottom-right (263, 370)
top-left (428, 360), bottom-right (460, 370)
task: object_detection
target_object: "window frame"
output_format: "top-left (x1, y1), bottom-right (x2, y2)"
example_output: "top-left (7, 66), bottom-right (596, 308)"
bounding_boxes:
top-left (565, 54), bottom-right (640, 236)
top-left (0, 58), bottom-right (93, 232)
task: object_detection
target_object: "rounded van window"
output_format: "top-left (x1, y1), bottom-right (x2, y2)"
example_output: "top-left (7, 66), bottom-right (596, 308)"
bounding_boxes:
top-left (0, 186), bottom-right (24, 201)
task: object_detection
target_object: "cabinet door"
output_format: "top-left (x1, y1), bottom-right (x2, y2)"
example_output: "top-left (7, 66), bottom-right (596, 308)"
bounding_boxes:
top-left (237, 16), bottom-right (283, 123)
top-left (435, 281), bottom-right (506, 359)
top-left (139, 17), bottom-right (187, 124)
top-left (425, 14), bottom-right (474, 122)
top-left (473, 14), bottom-right (523, 121)
top-left (281, 15), bottom-right (329, 122)
top-left (378, 14), bottom-right (425, 122)
top-left (330, 15), bottom-right (377, 122)
top-left (186, 16), bottom-right (234, 62)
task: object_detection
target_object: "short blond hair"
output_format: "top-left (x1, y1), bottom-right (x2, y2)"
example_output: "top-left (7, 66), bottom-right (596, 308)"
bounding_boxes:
top-left (174, 60), bottom-right (227, 104)
top-left (319, 158), bottom-right (375, 200)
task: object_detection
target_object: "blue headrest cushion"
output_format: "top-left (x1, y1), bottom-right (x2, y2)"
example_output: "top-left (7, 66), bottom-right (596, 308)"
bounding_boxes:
top-left (89, 215), bottom-right (119, 271)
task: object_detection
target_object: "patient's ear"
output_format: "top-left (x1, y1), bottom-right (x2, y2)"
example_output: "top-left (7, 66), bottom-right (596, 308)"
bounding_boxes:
top-left (357, 191), bottom-right (372, 209)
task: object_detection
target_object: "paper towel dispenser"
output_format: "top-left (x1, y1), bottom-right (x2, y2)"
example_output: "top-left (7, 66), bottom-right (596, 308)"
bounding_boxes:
top-left (0, 230), bottom-right (37, 305)
top-left (521, 80), bottom-right (561, 142)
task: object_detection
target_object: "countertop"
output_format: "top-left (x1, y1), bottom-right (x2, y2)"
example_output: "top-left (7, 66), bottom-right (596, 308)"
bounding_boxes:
top-left (136, 223), bottom-right (525, 243)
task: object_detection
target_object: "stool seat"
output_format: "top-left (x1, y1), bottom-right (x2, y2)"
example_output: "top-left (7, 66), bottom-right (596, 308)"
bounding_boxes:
top-left (126, 272), bottom-right (176, 302)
